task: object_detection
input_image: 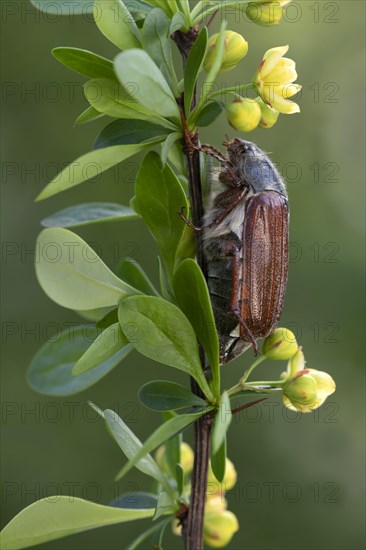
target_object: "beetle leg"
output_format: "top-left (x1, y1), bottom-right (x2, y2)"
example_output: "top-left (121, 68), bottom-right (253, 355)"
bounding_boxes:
top-left (178, 207), bottom-right (203, 231)
top-left (230, 251), bottom-right (259, 354)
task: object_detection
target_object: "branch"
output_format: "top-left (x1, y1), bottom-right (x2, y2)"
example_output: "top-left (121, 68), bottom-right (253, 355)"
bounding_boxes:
top-left (173, 29), bottom-right (211, 550)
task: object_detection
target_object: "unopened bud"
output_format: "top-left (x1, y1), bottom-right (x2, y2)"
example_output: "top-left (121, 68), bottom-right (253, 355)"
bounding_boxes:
top-left (263, 328), bottom-right (298, 360)
top-left (207, 458), bottom-right (237, 495)
top-left (246, 0), bottom-right (292, 26)
top-left (155, 441), bottom-right (194, 475)
top-left (204, 510), bottom-right (239, 548)
top-left (226, 98), bottom-right (261, 132)
top-left (204, 31), bottom-right (248, 73)
top-left (283, 368), bottom-right (336, 413)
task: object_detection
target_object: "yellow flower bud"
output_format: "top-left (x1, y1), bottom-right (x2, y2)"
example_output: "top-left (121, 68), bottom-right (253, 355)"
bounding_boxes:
top-left (204, 510), bottom-right (239, 548)
top-left (205, 495), bottom-right (227, 514)
top-left (263, 328), bottom-right (298, 360)
top-left (258, 98), bottom-right (279, 128)
top-left (207, 458), bottom-right (237, 496)
top-left (283, 368), bottom-right (336, 413)
top-left (253, 45), bottom-right (301, 114)
top-left (155, 441), bottom-right (194, 475)
top-left (226, 98), bottom-right (261, 133)
top-left (246, 1), bottom-right (292, 26)
top-left (204, 31), bottom-right (248, 73)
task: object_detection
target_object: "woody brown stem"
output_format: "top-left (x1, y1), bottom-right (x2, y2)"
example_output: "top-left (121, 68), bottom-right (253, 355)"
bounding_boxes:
top-left (173, 29), bottom-right (211, 550)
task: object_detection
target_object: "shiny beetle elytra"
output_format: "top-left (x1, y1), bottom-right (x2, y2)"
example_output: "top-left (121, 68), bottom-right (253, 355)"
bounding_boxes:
top-left (183, 138), bottom-right (289, 364)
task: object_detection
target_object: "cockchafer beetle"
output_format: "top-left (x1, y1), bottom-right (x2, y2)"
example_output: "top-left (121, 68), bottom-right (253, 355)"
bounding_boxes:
top-left (182, 138), bottom-right (289, 364)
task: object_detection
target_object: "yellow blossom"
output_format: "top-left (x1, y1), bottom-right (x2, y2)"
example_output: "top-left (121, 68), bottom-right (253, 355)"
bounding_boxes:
top-left (283, 368), bottom-right (336, 413)
top-left (253, 45), bottom-right (301, 114)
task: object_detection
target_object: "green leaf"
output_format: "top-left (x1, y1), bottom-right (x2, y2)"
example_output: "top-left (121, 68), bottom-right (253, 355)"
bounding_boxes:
top-left (161, 132), bottom-right (183, 166)
top-left (142, 8), bottom-right (179, 94)
top-left (94, 119), bottom-right (171, 149)
top-left (114, 49), bottom-right (180, 119)
top-left (41, 203), bottom-right (138, 228)
top-left (30, 0), bottom-right (94, 15)
top-left (27, 325), bottom-right (130, 396)
top-left (104, 409), bottom-right (172, 492)
top-left (184, 27), bottom-right (208, 116)
top-left (83, 78), bottom-right (178, 130)
top-left (211, 392), bottom-right (232, 454)
top-left (75, 106), bottom-right (105, 125)
top-left (170, 11), bottom-right (187, 33)
top-left (174, 259), bottom-right (220, 396)
top-left (94, 0), bottom-right (141, 51)
top-left (117, 258), bottom-right (160, 296)
top-left (52, 47), bottom-right (116, 80)
top-left (190, 21), bottom-right (227, 125)
top-left (139, 380), bottom-right (207, 411)
top-left (153, 492), bottom-right (177, 520)
top-left (36, 142), bottom-right (157, 201)
top-left (196, 100), bottom-right (223, 127)
top-left (118, 295), bottom-right (214, 399)
top-left (115, 410), bottom-right (208, 481)
top-left (210, 436), bottom-right (226, 483)
top-left (72, 323), bottom-right (129, 375)
top-left (35, 228), bottom-right (139, 309)
top-left (0, 497), bottom-right (155, 550)
top-left (134, 151), bottom-right (188, 278)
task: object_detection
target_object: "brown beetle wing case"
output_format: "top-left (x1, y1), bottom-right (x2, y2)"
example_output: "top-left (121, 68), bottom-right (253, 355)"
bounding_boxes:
top-left (240, 191), bottom-right (289, 340)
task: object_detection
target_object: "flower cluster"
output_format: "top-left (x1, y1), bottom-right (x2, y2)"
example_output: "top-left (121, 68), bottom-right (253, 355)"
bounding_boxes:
top-left (162, 444), bottom-right (239, 548)
top-left (204, 25), bottom-right (301, 132)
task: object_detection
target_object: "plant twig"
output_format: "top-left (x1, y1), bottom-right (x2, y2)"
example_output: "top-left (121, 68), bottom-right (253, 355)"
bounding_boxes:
top-left (173, 28), bottom-right (211, 550)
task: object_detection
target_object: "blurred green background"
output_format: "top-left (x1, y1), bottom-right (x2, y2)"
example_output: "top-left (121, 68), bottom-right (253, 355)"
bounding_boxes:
top-left (1, 1), bottom-right (365, 549)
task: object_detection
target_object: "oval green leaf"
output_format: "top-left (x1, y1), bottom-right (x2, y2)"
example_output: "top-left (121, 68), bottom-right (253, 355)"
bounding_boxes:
top-left (104, 409), bottom-right (172, 494)
top-left (0, 497), bottom-right (155, 550)
top-left (174, 259), bottom-right (220, 396)
top-left (41, 203), bottom-right (138, 228)
top-left (118, 295), bottom-right (213, 399)
top-left (73, 323), bottom-right (130, 375)
top-left (94, 119), bottom-right (171, 149)
top-left (27, 325), bottom-right (132, 396)
top-left (75, 106), bottom-right (105, 125)
top-left (36, 228), bottom-right (139, 310)
top-left (184, 27), bottom-right (207, 116)
top-left (36, 142), bottom-right (157, 201)
top-left (114, 49), bottom-right (180, 119)
top-left (94, 0), bottom-right (141, 51)
top-left (117, 258), bottom-right (160, 296)
top-left (134, 151), bottom-right (188, 278)
top-left (139, 380), bottom-right (207, 411)
top-left (52, 47), bottom-right (116, 80)
top-left (211, 392), bottom-right (232, 454)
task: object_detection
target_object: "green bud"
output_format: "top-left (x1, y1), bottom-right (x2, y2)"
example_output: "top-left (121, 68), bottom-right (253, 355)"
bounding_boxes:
top-left (207, 458), bottom-right (237, 496)
top-left (246, 1), bottom-right (292, 27)
top-left (204, 31), bottom-right (248, 73)
top-left (283, 368), bottom-right (336, 413)
top-left (155, 441), bottom-right (194, 475)
top-left (258, 98), bottom-right (280, 128)
top-left (204, 510), bottom-right (239, 548)
top-left (226, 98), bottom-right (261, 133)
top-left (263, 328), bottom-right (298, 360)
